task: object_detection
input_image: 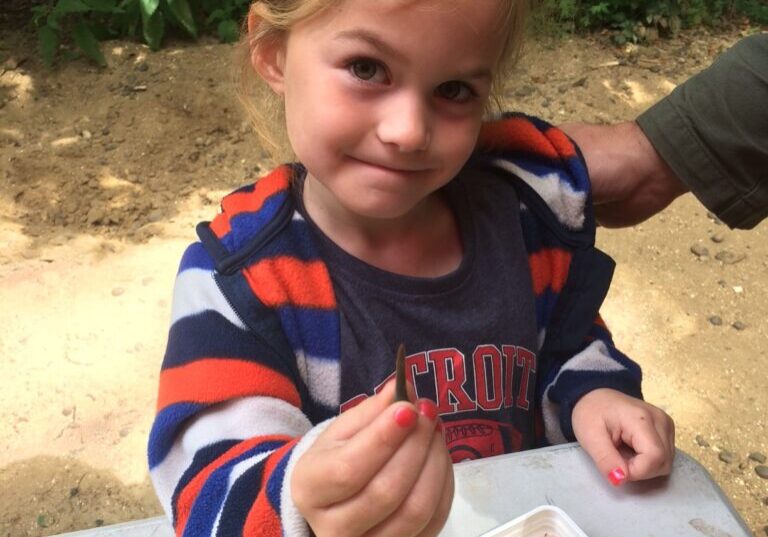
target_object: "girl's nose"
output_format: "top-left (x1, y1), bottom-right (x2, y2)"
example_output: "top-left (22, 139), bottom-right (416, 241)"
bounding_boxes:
top-left (376, 94), bottom-right (431, 153)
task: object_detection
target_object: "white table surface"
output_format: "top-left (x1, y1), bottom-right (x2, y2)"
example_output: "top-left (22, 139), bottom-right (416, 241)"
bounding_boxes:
top-left (54, 443), bottom-right (751, 537)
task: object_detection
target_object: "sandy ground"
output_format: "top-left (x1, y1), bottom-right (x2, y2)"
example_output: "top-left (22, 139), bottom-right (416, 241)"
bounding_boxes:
top-left (0, 11), bottom-right (766, 537)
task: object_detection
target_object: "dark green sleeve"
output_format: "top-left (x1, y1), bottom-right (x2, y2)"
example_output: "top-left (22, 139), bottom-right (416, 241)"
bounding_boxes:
top-left (636, 33), bottom-right (768, 229)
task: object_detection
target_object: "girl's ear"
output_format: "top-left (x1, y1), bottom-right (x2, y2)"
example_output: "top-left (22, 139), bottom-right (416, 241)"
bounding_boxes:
top-left (247, 12), bottom-right (286, 95)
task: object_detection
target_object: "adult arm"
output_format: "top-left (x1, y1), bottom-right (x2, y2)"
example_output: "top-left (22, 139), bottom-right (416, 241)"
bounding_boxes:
top-left (564, 32), bottom-right (768, 228)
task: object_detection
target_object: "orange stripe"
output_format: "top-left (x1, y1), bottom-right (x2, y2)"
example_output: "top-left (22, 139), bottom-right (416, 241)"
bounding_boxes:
top-left (221, 166), bottom-right (291, 218)
top-left (210, 212), bottom-right (231, 238)
top-left (243, 440), bottom-right (298, 536)
top-left (174, 434), bottom-right (293, 536)
top-left (244, 257), bottom-right (336, 308)
top-left (210, 166), bottom-right (292, 239)
top-left (545, 126), bottom-right (577, 159)
top-left (528, 248), bottom-right (571, 295)
top-left (478, 117), bottom-right (559, 160)
top-left (157, 358), bottom-right (301, 412)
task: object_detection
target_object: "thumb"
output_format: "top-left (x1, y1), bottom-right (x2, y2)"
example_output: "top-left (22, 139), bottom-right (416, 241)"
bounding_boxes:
top-left (577, 424), bottom-right (629, 487)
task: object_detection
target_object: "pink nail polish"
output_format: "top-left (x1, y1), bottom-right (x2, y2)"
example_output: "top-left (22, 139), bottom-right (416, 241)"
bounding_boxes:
top-left (394, 406), bottom-right (417, 428)
top-left (608, 467), bottom-right (626, 486)
top-left (417, 399), bottom-right (438, 420)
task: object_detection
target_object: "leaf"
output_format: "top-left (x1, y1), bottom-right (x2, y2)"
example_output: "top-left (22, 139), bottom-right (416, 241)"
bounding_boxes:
top-left (84, 0), bottom-right (121, 12)
top-left (53, 0), bottom-right (91, 14)
top-left (139, 0), bottom-right (160, 18)
top-left (206, 8), bottom-right (225, 24)
top-left (73, 22), bottom-right (107, 66)
top-left (47, 12), bottom-right (62, 30)
top-left (167, 0), bottom-right (197, 37)
top-left (38, 25), bottom-right (59, 66)
top-left (141, 8), bottom-right (165, 50)
top-left (217, 19), bottom-right (239, 43)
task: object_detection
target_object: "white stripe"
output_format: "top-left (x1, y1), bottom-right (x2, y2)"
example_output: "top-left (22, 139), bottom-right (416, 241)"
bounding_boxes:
top-left (211, 450), bottom-right (274, 535)
top-left (281, 419), bottom-right (334, 537)
top-left (170, 268), bottom-right (246, 329)
top-left (150, 397), bottom-right (312, 517)
top-left (295, 349), bottom-right (340, 408)
top-left (492, 159), bottom-right (586, 230)
top-left (541, 340), bottom-right (626, 444)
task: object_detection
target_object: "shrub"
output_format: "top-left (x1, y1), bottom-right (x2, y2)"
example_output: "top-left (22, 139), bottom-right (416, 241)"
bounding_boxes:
top-left (534, 0), bottom-right (766, 43)
top-left (31, 0), bottom-right (251, 66)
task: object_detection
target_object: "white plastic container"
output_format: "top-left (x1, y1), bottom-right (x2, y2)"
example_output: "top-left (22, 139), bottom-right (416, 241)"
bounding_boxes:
top-left (479, 505), bottom-right (588, 537)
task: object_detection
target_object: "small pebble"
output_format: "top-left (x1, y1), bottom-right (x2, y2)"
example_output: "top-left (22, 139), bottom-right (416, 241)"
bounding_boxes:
top-left (695, 435), bottom-right (709, 447)
top-left (731, 321), bottom-right (747, 331)
top-left (756, 465), bottom-right (768, 479)
top-left (710, 233), bottom-right (725, 243)
top-left (750, 452), bottom-right (767, 464)
top-left (111, 287), bottom-right (125, 297)
top-left (715, 250), bottom-right (746, 264)
top-left (690, 244), bottom-right (709, 257)
top-left (718, 450), bottom-right (736, 464)
top-left (708, 316), bottom-right (723, 326)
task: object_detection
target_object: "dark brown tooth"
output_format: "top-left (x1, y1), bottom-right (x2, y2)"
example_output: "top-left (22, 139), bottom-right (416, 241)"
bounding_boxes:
top-left (394, 343), bottom-right (408, 402)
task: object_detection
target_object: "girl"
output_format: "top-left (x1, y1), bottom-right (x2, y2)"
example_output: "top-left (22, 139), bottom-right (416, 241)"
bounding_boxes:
top-left (148, 1), bottom-right (675, 536)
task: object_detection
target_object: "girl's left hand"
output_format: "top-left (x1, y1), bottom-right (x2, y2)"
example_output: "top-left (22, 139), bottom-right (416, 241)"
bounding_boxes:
top-left (571, 388), bottom-right (675, 486)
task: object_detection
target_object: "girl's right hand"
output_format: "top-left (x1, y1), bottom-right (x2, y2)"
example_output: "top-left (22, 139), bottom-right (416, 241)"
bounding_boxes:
top-left (291, 379), bottom-right (454, 537)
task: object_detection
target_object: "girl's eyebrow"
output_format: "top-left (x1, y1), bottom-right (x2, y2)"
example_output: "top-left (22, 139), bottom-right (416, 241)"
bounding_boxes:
top-left (333, 29), bottom-right (404, 61)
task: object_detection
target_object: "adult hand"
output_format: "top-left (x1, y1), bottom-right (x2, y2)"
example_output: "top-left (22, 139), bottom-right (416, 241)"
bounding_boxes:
top-left (291, 380), bottom-right (453, 537)
top-left (572, 388), bottom-right (675, 486)
top-left (561, 121), bottom-right (689, 227)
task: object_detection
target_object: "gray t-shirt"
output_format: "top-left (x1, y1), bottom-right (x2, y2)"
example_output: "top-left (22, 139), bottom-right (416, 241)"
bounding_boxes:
top-left (293, 164), bottom-right (540, 461)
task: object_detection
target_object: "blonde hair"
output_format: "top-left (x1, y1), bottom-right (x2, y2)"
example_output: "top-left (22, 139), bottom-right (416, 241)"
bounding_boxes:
top-left (236, 0), bottom-right (529, 164)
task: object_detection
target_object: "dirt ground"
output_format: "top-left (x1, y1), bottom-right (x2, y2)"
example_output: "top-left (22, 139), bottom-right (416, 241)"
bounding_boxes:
top-left (0, 8), bottom-right (766, 537)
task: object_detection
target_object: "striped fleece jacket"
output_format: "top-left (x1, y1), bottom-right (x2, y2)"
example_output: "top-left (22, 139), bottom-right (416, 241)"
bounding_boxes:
top-left (148, 113), bottom-right (643, 536)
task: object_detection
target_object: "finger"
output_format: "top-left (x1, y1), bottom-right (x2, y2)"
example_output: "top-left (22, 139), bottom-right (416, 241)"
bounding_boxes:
top-left (416, 460), bottom-right (454, 537)
top-left (621, 412), bottom-right (670, 481)
top-left (323, 399), bottom-right (441, 535)
top-left (300, 398), bottom-right (421, 506)
top-left (364, 427), bottom-right (452, 537)
top-left (576, 420), bottom-right (628, 487)
top-left (328, 379), bottom-right (400, 440)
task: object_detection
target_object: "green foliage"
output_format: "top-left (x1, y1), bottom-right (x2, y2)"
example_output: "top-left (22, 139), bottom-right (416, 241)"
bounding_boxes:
top-left (534, 0), bottom-right (766, 43)
top-left (31, 0), bottom-right (250, 66)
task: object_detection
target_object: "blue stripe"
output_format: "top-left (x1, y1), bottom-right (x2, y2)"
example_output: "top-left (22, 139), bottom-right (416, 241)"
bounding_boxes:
top-left (148, 402), bottom-right (205, 468)
top-left (221, 192), bottom-right (288, 253)
top-left (178, 242), bottom-right (216, 274)
top-left (276, 307), bottom-right (340, 359)
top-left (215, 463), bottom-right (265, 536)
top-left (511, 157), bottom-right (587, 194)
top-left (183, 441), bottom-right (285, 537)
top-left (163, 311), bottom-right (293, 376)
top-left (265, 444), bottom-right (295, 515)
top-left (172, 439), bottom-right (240, 524)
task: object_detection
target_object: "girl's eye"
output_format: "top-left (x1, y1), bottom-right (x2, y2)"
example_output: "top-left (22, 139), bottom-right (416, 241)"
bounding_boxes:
top-left (436, 81), bottom-right (473, 102)
top-left (349, 60), bottom-right (385, 82)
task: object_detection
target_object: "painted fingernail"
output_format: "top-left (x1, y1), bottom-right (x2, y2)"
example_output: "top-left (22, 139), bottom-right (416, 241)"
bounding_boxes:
top-left (394, 406), bottom-right (417, 428)
top-left (417, 399), bottom-right (438, 420)
top-left (608, 467), bottom-right (626, 486)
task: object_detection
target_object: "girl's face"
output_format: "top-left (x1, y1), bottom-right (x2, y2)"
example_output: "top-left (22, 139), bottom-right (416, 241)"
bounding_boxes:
top-left (258, 0), bottom-right (507, 224)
